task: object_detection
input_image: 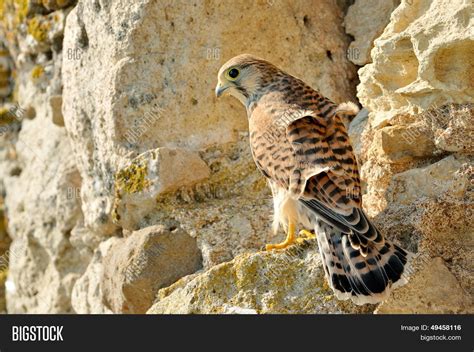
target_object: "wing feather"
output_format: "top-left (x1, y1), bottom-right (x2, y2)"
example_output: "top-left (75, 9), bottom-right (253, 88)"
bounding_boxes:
top-left (285, 115), bottom-right (383, 254)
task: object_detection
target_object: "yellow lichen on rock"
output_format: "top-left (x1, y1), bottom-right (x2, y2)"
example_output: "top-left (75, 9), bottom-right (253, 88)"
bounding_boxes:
top-left (0, 0), bottom-right (28, 23)
top-left (147, 241), bottom-right (365, 314)
top-left (115, 160), bottom-right (150, 195)
top-left (27, 16), bottom-right (51, 42)
top-left (0, 106), bottom-right (14, 125)
top-left (0, 268), bottom-right (7, 312)
top-left (30, 64), bottom-right (44, 80)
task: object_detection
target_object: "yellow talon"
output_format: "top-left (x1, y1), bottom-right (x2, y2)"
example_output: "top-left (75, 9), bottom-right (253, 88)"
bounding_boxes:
top-left (296, 237), bottom-right (307, 245)
top-left (298, 229), bottom-right (317, 239)
top-left (265, 222), bottom-right (297, 251)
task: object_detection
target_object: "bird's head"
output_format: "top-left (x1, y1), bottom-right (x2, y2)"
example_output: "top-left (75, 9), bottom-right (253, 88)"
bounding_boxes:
top-left (215, 54), bottom-right (277, 106)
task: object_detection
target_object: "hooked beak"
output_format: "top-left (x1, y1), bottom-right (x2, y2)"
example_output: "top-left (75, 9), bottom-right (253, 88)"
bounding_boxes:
top-left (215, 83), bottom-right (228, 98)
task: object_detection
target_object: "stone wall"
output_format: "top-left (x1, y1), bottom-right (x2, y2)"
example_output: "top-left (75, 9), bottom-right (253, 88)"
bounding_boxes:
top-left (355, 0), bottom-right (473, 313)
top-left (0, 0), bottom-right (471, 314)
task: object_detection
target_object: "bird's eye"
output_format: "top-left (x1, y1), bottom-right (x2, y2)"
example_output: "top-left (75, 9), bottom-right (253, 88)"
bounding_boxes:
top-left (227, 68), bottom-right (240, 80)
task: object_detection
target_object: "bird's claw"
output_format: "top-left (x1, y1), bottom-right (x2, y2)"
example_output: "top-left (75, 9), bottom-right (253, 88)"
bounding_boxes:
top-left (298, 229), bottom-right (317, 240)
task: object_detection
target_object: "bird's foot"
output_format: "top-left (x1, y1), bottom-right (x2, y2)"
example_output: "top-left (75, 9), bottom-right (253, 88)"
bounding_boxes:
top-left (295, 229), bottom-right (317, 245)
top-left (265, 225), bottom-right (317, 250)
top-left (265, 222), bottom-right (296, 251)
top-left (298, 229), bottom-right (317, 239)
top-left (265, 238), bottom-right (297, 251)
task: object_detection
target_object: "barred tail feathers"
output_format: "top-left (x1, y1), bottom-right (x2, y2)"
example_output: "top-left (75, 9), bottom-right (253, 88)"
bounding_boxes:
top-left (316, 222), bottom-right (410, 305)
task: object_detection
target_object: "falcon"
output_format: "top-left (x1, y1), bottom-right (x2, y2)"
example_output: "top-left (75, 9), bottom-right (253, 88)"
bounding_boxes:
top-left (215, 54), bottom-right (409, 305)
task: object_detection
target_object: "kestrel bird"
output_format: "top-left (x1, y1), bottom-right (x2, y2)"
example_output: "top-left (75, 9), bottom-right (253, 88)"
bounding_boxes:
top-left (215, 54), bottom-right (409, 304)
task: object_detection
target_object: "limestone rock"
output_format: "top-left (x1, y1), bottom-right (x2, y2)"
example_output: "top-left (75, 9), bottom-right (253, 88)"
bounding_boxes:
top-left (144, 136), bottom-right (276, 269)
top-left (102, 225), bottom-right (202, 314)
top-left (147, 241), bottom-right (371, 314)
top-left (371, 125), bottom-right (435, 163)
top-left (3, 116), bottom-right (87, 313)
top-left (358, 0), bottom-right (474, 128)
top-left (221, 306), bottom-right (258, 314)
top-left (0, 4), bottom-right (90, 310)
top-left (0, 6), bottom-right (74, 296)
top-left (348, 107), bottom-right (369, 158)
top-left (386, 155), bottom-right (470, 205)
top-left (428, 103), bottom-right (474, 154)
top-left (354, 0), bottom-right (474, 313)
top-left (0, 198), bottom-right (10, 313)
top-left (113, 147), bottom-right (211, 230)
top-left (376, 257), bottom-right (472, 313)
top-left (71, 237), bottom-right (118, 314)
top-left (360, 104), bottom-right (473, 212)
top-left (344, 0), bottom-right (400, 65)
top-left (360, 130), bottom-right (473, 312)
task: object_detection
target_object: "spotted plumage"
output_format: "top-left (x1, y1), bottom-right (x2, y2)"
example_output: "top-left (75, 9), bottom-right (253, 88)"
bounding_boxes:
top-left (216, 54), bottom-right (410, 305)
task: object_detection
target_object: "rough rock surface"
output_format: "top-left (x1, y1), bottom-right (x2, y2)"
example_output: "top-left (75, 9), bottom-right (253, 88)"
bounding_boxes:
top-left (71, 237), bottom-right (117, 314)
top-left (0, 0), bottom-right (87, 313)
top-left (376, 257), bottom-right (471, 314)
top-left (102, 225), bottom-right (202, 314)
top-left (147, 241), bottom-right (372, 314)
top-left (145, 135), bottom-right (276, 269)
top-left (4, 119), bottom-right (87, 313)
top-left (344, 0), bottom-right (400, 65)
top-left (0, 199), bottom-right (8, 313)
top-left (357, 0), bottom-right (473, 128)
top-left (113, 147), bottom-right (211, 230)
top-left (352, 0), bottom-right (474, 313)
